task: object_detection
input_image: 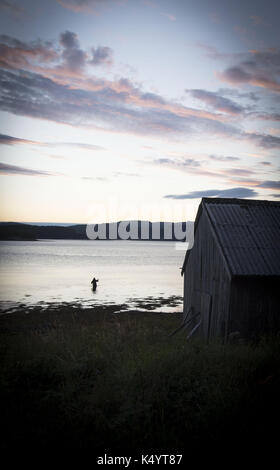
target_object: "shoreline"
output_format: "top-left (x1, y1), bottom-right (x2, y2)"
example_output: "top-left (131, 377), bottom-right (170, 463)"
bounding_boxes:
top-left (0, 294), bottom-right (183, 316)
top-left (0, 301), bottom-right (183, 335)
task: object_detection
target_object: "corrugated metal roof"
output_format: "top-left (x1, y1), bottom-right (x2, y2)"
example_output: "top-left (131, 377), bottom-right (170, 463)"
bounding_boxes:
top-left (203, 198), bottom-right (280, 276)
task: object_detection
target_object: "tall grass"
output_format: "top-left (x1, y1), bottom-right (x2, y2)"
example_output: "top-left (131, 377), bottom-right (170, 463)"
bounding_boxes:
top-left (0, 309), bottom-right (280, 454)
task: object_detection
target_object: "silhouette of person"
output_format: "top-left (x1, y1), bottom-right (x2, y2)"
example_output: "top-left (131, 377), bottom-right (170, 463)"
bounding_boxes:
top-left (91, 277), bottom-right (99, 291)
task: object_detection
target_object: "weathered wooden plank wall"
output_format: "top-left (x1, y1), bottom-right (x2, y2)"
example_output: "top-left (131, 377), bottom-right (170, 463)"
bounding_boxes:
top-left (183, 210), bottom-right (231, 340)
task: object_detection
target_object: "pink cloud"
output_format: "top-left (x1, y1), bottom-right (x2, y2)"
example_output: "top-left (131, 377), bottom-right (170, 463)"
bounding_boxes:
top-left (0, 37), bottom-right (58, 71)
top-left (2, 32), bottom-right (278, 146)
top-left (0, 31), bottom-right (113, 77)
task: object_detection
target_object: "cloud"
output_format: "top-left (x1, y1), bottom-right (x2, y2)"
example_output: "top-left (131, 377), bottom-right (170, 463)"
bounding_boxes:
top-left (60, 30), bottom-right (79, 49)
top-left (209, 155), bottom-right (240, 161)
top-left (89, 46), bottom-right (113, 66)
top-left (81, 176), bottom-right (108, 181)
top-left (151, 157), bottom-right (274, 189)
top-left (187, 89), bottom-right (245, 115)
top-left (246, 133), bottom-right (280, 149)
top-left (56, 0), bottom-right (125, 14)
top-left (220, 66), bottom-right (252, 84)
top-left (160, 12), bottom-right (176, 21)
top-left (270, 194), bottom-right (280, 198)
top-left (218, 49), bottom-right (280, 93)
top-left (229, 177), bottom-right (263, 186)
top-left (196, 43), bottom-right (236, 61)
top-left (0, 31), bottom-right (113, 75)
top-left (218, 88), bottom-right (260, 102)
top-left (185, 88), bottom-right (280, 123)
top-left (186, 85), bottom-right (280, 131)
top-left (0, 66), bottom-right (242, 138)
top-left (223, 168), bottom-right (253, 176)
top-left (48, 141), bottom-right (105, 150)
top-left (164, 187), bottom-right (259, 199)
top-left (0, 162), bottom-right (58, 176)
top-left (0, 0), bottom-right (25, 15)
top-left (250, 112), bottom-right (280, 121)
top-left (0, 133), bottom-right (105, 151)
top-left (228, 178), bottom-right (280, 191)
top-left (257, 180), bottom-right (280, 190)
top-left (260, 161), bottom-right (271, 166)
top-left (0, 34), bottom-right (57, 70)
top-left (151, 156), bottom-right (280, 197)
top-left (1, 32), bottom-right (238, 137)
top-left (153, 157), bottom-right (200, 170)
top-left (249, 15), bottom-right (262, 26)
top-left (0, 133), bottom-right (37, 146)
top-left (59, 31), bottom-right (88, 72)
top-left (0, 31), bottom-right (278, 146)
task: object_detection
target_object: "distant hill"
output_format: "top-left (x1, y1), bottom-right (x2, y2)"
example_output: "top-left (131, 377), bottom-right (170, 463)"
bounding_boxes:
top-left (0, 223), bottom-right (85, 241)
top-left (0, 221), bottom-right (193, 241)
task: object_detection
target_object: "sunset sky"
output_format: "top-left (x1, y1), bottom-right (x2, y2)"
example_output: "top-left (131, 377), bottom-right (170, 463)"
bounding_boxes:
top-left (0, 0), bottom-right (279, 223)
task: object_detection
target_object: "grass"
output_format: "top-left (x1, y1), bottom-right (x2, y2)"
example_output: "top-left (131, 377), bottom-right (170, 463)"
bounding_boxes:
top-left (0, 305), bottom-right (280, 456)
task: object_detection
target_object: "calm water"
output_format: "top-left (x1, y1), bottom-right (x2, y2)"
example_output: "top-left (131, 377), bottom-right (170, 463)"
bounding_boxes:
top-left (0, 240), bottom-right (186, 312)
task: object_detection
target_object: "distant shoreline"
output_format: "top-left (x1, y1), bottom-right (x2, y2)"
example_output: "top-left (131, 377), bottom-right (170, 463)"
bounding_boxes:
top-left (0, 221), bottom-right (193, 242)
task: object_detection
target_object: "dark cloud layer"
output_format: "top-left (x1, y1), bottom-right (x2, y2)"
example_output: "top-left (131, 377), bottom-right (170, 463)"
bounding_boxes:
top-left (0, 67), bottom-right (241, 137)
top-left (164, 187), bottom-right (259, 199)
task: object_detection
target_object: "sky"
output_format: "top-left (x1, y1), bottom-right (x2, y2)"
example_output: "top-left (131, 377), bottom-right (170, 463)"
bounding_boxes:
top-left (0, 0), bottom-right (279, 223)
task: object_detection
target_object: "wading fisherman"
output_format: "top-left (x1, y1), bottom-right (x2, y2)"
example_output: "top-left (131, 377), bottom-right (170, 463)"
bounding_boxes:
top-left (91, 277), bottom-right (99, 291)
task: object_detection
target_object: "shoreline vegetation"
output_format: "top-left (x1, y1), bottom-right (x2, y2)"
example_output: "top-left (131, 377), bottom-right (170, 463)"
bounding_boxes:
top-left (1, 302), bottom-right (280, 454)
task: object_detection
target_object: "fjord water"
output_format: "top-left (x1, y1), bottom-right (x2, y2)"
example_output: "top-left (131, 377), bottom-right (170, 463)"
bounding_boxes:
top-left (0, 240), bottom-right (185, 312)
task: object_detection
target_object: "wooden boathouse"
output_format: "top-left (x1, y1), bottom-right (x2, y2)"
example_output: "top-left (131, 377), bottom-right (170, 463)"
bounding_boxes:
top-left (181, 198), bottom-right (280, 341)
